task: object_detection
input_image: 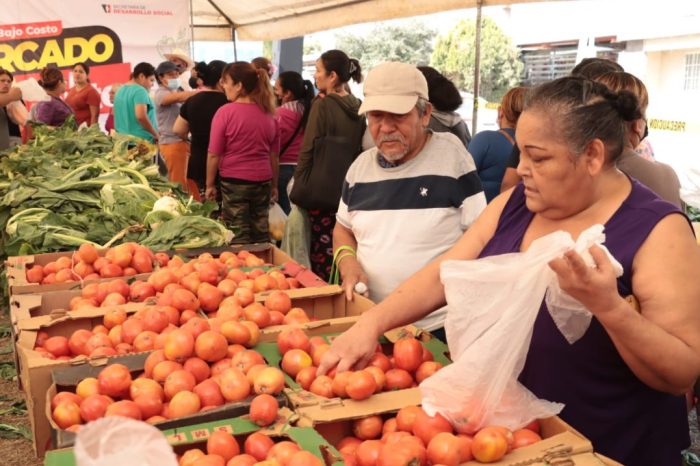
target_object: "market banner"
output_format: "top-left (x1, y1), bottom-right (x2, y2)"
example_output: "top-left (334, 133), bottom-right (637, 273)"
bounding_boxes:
top-left (0, 0), bottom-right (191, 113)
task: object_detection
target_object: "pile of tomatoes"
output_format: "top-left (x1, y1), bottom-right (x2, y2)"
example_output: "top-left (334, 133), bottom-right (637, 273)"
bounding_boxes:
top-left (275, 328), bottom-right (443, 402)
top-left (24, 244), bottom-right (302, 295)
top-left (334, 405), bottom-right (543, 465)
top-left (178, 431), bottom-right (324, 466)
top-left (33, 282), bottom-right (314, 360)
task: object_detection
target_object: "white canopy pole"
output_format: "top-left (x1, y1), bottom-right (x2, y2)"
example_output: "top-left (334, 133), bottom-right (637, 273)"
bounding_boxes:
top-left (472, 0), bottom-right (483, 136)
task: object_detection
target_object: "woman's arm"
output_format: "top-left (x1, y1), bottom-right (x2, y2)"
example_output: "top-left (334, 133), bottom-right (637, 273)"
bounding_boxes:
top-left (270, 151), bottom-right (279, 202)
top-left (134, 103), bottom-right (158, 142)
top-left (205, 151), bottom-right (220, 201)
top-left (549, 213), bottom-right (700, 394)
top-left (88, 104), bottom-right (99, 126)
top-left (318, 190), bottom-right (510, 374)
top-left (0, 88), bottom-right (21, 107)
top-left (173, 115), bottom-right (190, 140)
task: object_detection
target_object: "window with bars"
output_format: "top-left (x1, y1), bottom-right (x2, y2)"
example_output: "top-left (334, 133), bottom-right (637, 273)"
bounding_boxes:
top-left (685, 52), bottom-right (700, 91)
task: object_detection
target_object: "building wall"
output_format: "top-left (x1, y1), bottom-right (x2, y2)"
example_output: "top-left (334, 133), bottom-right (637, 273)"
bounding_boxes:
top-left (632, 42), bottom-right (700, 193)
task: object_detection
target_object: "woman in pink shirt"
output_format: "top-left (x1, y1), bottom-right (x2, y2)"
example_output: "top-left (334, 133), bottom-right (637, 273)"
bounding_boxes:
top-left (273, 71), bottom-right (314, 214)
top-left (206, 62), bottom-right (279, 244)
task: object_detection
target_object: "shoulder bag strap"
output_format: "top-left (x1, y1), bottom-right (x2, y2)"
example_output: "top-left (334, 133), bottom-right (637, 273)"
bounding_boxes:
top-left (498, 129), bottom-right (515, 145)
top-left (279, 116), bottom-right (303, 156)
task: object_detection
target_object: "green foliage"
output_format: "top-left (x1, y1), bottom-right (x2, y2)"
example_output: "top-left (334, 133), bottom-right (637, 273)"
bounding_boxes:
top-left (0, 121), bottom-right (232, 258)
top-left (0, 423), bottom-right (31, 439)
top-left (431, 17), bottom-right (523, 102)
top-left (0, 399), bottom-right (27, 416)
top-left (686, 205), bottom-right (700, 222)
top-left (336, 21), bottom-right (436, 70)
top-left (0, 362), bottom-right (16, 381)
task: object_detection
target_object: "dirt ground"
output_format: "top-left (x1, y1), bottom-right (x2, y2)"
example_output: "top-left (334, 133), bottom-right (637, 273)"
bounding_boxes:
top-left (0, 310), bottom-right (42, 466)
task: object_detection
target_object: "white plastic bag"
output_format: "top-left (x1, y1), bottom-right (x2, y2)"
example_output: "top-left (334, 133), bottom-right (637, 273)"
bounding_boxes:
top-left (420, 225), bottom-right (622, 433)
top-left (281, 205), bottom-right (311, 268)
top-left (13, 77), bottom-right (48, 102)
top-left (74, 416), bottom-right (177, 466)
top-left (269, 202), bottom-right (287, 241)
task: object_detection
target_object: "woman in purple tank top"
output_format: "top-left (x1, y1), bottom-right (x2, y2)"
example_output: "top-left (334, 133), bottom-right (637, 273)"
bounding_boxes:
top-left (319, 77), bottom-right (700, 465)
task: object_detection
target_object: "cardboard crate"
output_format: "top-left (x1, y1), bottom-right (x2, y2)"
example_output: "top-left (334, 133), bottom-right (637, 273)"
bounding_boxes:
top-left (15, 306), bottom-right (144, 457)
top-left (277, 324), bottom-right (450, 429)
top-left (17, 285), bottom-right (371, 457)
top-left (44, 409), bottom-right (343, 466)
top-left (44, 355), bottom-right (289, 451)
top-left (308, 401), bottom-right (623, 466)
top-left (6, 243), bottom-right (325, 296)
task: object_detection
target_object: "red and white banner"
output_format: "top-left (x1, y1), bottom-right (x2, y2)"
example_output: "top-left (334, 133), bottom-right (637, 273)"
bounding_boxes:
top-left (0, 0), bottom-right (191, 113)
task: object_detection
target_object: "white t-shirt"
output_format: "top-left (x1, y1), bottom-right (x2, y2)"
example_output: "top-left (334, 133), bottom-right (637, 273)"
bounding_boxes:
top-left (336, 131), bottom-right (487, 331)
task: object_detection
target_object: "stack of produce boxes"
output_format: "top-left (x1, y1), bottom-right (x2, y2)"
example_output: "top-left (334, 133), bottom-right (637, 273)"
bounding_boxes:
top-left (6, 242), bottom-right (336, 457)
top-left (8, 241), bottom-right (622, 465)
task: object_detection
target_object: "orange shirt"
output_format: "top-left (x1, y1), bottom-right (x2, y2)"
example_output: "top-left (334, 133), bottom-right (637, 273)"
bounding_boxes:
top-left (65, 85), bottom-right (101, 126)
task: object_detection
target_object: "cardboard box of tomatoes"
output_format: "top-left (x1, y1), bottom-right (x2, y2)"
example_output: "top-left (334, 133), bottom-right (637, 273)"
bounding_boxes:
top-left (307, 395), bottom-right (623, 466)
top-left (18, 285), bottom-right (374, 458)
top-left (43, 408), bottom-right (343, 466)
top-left (44, 355), bottom-right (290, 451)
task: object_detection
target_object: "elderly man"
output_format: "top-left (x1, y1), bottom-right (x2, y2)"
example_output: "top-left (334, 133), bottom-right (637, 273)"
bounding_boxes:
top-left (333, 62), bottom-right (486, 338)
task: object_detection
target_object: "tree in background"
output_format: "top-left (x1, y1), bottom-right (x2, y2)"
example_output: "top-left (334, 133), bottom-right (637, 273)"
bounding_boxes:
top-left (432, 17), bottom-right (522, 102)
top-left (335, 21), bottom-right (436, 71)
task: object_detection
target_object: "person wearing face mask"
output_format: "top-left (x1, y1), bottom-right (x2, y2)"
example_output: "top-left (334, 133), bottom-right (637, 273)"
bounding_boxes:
top-left (65, 62), bottom-right (101, 126)
top-left (594, 71), bottom-right (681, 207)
top-left (113, 62), bottom-right (159, 143)
top-left (154, 61), bottom-right (197, 189)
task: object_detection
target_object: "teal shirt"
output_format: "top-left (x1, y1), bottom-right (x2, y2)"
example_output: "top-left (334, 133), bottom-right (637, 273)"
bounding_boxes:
top-left (113, 84), bottom-right (158, 142)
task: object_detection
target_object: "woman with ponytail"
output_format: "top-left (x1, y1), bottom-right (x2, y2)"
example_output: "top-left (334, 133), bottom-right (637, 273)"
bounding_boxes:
top-left (291, 49), bottom-right (366, 280)
top-left (205, 61), bottom-right (279, 244)
top-left (274, 71), bottom-right (314, 214)
top-left (174, 60), bottom-right (228, 200)
top-left (34, 67), bottom-right (74, 127)
top-left (320, 76), bottom-right (700, 466)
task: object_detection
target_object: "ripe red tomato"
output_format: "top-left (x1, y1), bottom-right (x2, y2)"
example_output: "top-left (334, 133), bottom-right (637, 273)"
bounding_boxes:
top-left (346, 371), bottom-right (377, 401)
top-left (249, 394), bottom-right (279, 427)
top-left (412, 409), bottom-right (453, 446)
top-left (393, 337), bottom-right (423, 372)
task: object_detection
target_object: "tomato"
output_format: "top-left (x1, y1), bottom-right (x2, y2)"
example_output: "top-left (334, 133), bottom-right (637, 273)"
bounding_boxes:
top-left (456, 434), bottom-right (474, 462)
top-left (353, 415), bottom-right (384, 440)
top-left (396, 406), bottom-right (423, 432)
top-left (243, 432), bottom-right (274, 461)
top-left (207, 431), bottom-right (240, 461)
top-left (267, 441), bottom-right (300, 465)
top-left (364, 366), bottom-right (386, 393)
top-left (249, 394), bottom-right (279, 427)
top-left (471, 428), bottom-right (508, 463)
top-left (382, 418), bottom-right (398, 436)
top-left (377, 438), bottom-right (427, 466)
top-left (309, 375), bottom-right (334, 398)
top-left (281, 349), bottom-right (312, 378)
top-left (355, 440), bottom-right (382, 466)
top-left (346, 371), bottom-right (377, 401)
top-left (384, 369), bottom-right (414, 391)
top-left (523, 418), bottom-right (541, 434)
top-left (414, 361), bottom-right (443, 384)
top-left (393, 337), bottom-right (423, 373)
top-left (412, 409), bottom-right (453, 446)
top-left (426, 432), bottom-right (460, 466)
top-left (287, 451), bottom-right (324, 466)
top-left (512, 428), bottom-right (542, 449)
top-left (331, 371), bottom-right (353, 398)
top-left (276, 328), bottom-right (311, 355)
top-left (336, 436), bottom-right (362, 454)
top-left (295, 366), bottom-right (318, 391)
